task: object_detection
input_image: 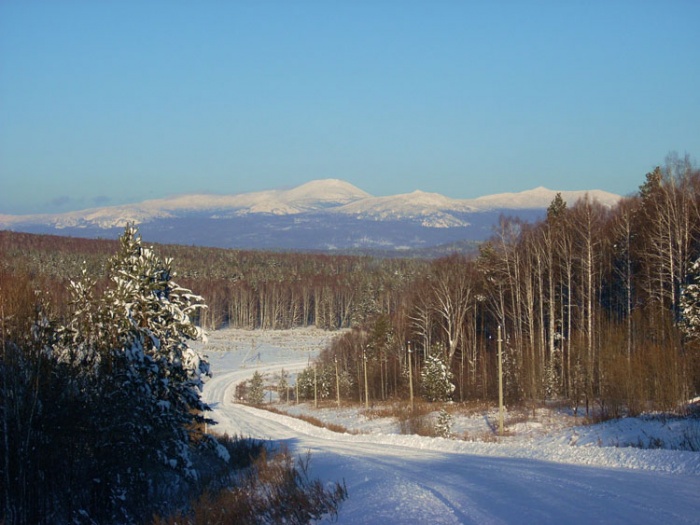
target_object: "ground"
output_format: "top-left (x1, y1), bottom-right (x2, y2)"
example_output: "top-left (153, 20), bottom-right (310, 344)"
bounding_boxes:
top-left (195, 328), bottom-right (700, 524)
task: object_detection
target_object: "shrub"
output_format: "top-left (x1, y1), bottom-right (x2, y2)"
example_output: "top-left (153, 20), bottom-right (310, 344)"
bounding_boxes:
top-left (153, 447), bottom-right (348, 525)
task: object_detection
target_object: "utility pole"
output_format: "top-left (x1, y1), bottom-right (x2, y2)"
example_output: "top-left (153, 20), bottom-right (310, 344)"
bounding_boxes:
top-left (286, 371), bottom-right (290, 403)
top-left (498, 324), bottom-right (504, 437)
top-left (313, 363), bottom-right (318, 409)
top-left (363, 346), bottom-right (369, 409)
top-left (335, 356), bottom-right (341, 408)
top-left (407, 341), bottom-right (414, 411)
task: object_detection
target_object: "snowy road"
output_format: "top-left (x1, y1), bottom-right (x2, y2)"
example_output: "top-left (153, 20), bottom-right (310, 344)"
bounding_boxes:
top-left (200, 330), bottom-right (700, 524)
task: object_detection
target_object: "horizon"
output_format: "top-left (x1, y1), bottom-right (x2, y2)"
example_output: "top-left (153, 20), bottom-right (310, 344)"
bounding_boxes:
top-left (0, 177), bottom-right (622, 218)
top-left (1, 2), bottom-right (698, 214)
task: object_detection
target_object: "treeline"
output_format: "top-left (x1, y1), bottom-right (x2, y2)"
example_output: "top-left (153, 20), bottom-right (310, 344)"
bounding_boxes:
top-left (306, 154), bottom-right (700, 416)
top-left (0, 231), bottom-right (427, 330)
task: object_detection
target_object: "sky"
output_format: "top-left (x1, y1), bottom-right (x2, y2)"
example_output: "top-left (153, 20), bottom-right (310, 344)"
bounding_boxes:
top-left (1, 1), bottom-right (699, 215)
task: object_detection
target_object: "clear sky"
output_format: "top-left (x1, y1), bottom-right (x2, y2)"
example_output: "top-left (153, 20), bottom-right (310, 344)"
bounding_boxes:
top-left (1, 1), bottom-right (698, 215)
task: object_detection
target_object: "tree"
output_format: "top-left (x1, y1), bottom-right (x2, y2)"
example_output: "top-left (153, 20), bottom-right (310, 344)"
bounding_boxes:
top-left (544, 193), bottom-right (567, 391)
top-left (435, 409), bottom-right (453, 438)
top-left (1, 226), bottom-right (214, 523)
top-left (429, 255), bottom-right (474, 367)
top-left (680, 257), bottom-right (700, 338)
top-left (636, 157), bottom-right (700, 341)
top-left (248, 371), bottom-right (266, 405)
top-left (421, 353), bottom-right (455, 402)
top-left (59, 226), bottom-right (212, 518)
top-left (569, 195), bottom-right (608, 410)
top-left (278, 368), bottom-right (290, 402)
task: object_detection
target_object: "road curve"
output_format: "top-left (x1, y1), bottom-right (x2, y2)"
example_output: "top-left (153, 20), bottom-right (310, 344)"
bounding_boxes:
top-left (202, 360), bottom-right (700, 525)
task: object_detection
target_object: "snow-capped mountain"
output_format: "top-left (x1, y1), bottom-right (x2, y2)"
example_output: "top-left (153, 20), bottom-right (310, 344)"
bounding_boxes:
top-left (0, 179), bottom-right (371, 230)
top-left (468, 186), bottom-right (620, 210)
top-left (335, 190), bottom-right (478, 228)
top-left (0, 180), bottom-right (621, 253)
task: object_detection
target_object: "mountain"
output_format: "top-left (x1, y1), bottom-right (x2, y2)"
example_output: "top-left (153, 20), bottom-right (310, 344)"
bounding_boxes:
top-left (0, 179), bottom-right (371, 229)
top-left (335, 190), bottom-right (477, 228)
top-left (468, 186), bottom-right (621, 209)
top-left (0, 180), bottom-right (621, 254)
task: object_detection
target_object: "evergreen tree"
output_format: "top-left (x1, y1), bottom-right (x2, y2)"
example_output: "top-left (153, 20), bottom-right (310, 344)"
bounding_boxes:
top-left (421, 353), bottom-right (455, 402)
top-left (681, 256), bottom-right (700, 339)
top-left (248, 371), bottom-right (266, 405)
top-left (317, 365), bottom-right (334, 400)
top-left (102, 226), bottom-right (210, 468)
top-left (435, 409), bottom-right (453, 438)
top-left (296, 367), bottom-right (315, 400)
top-left (278, 368), bottom-right (289, 402)
top-left (57, 226), bottom-right (212, 518)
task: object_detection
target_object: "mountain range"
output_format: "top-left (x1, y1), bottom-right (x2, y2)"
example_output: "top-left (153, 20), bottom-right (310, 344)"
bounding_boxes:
top-left (0, 179), bottom-right (621, 255)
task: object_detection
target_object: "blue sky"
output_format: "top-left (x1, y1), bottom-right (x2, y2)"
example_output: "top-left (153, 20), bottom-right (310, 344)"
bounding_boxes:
top-left (1, 1), bottom-right (698, 214)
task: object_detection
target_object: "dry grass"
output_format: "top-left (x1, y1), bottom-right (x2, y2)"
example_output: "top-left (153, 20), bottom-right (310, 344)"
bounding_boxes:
top-left (262, 405), bottom-right (352, 434)
top-left (360, 404), bottom-right (402, 420)
top-left (360, 400), bottom-right (433, 420)
top-left (460, 430), bottom-right (501, 443)
top-left (393, 402), bottom-right (439, 437)
top-left (295, 414), bottom-right (351, 434)
top-left (153, 447), bottom-right (348, 525)
top-left (266, 399), bottom-right (585, 443)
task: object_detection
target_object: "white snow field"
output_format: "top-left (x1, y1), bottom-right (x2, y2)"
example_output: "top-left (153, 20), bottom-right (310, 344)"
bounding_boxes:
top-left (197, 328), bottom-right (700, 525)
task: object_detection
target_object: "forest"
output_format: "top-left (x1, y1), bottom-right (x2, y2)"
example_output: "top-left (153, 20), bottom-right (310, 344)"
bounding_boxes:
top-left (0, 228), bottom-right (347, 524)
top-left (307, 154), bottom-right (700, 416)
top-left (2, 155), bottom-right (700, 522)
top-left (3, 155), bottom-right (700, 416)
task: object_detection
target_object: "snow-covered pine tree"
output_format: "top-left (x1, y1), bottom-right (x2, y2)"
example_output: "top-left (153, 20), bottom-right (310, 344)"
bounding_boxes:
top-left (681, 256), bottom-right (700, 339)
top-left (421, 353), bottom-right (455, 402)
top-left (296, 367), bottom-right (315, 400)
top-left (435, 408), bottom-right (453, 438)
top-left (543, 348), bottom-right (563, 399)
top-left (277, 368), bottom-right (289, 402)
top-left (317, 364), bottom-right (334, 400)
top-left (48, 225), bottom-right (212, 520)
top-left (58, 264), bottom-right (101, 370)
top-left (248, 370), bottom-right (265, 405)
top-left (100, 226), bottom-right (211, 476)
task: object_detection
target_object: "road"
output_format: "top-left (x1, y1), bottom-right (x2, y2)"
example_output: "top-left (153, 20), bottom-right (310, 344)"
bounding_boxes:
top-left (201, 355), bottom-right (700, 524)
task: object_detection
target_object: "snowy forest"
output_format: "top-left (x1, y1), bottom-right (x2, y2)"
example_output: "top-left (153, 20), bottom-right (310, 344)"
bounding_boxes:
top-left (2, 155), bottom-right (700, 522)
top-left (0, 228), bottom-right (346, 524)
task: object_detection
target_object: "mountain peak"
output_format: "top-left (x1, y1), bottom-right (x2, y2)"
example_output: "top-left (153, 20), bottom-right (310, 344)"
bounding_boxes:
top-left (0, 180), bottom-right (623, 245)
top-left (282, 179), bottom-right (371, 205)
top-left (469, 186), bottom-right (621, 209)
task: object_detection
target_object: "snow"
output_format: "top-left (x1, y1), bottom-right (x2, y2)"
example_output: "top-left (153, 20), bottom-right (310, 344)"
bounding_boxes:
top-left (469, 186), bottom-right (622, 210)
top-left (197, 328), bottom-right (700, 524)
top-left (335, 191), bottom-right (475, 227)
top-left (0, 180), bottom-right (621, 230)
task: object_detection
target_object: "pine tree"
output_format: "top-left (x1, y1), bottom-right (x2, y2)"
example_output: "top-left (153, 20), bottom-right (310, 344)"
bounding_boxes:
top-left (56, 225), bottom-right (212, 518)
top-left (248, 371), bottom-right (265, 405)
top-left (317, 365), bottom-right (333, 400)
top-left (421, 353), bottom-right (455, 402)
top-left (435, 409), bottom-right (453, 438)
top-left (681, 256), bottom-right (700, 339)
top-left (277, 368), bottom-right (289, 402)
top-left (101, 226), bottom-right (211, 472)
top-left (296, 367), bottom-right (315, 400)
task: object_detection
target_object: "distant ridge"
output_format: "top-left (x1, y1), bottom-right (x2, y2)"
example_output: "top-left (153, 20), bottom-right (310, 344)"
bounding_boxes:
top-left (468, 186), bottom-right (620, 209)
top-left (0, 179), bottom-right (622, 253)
